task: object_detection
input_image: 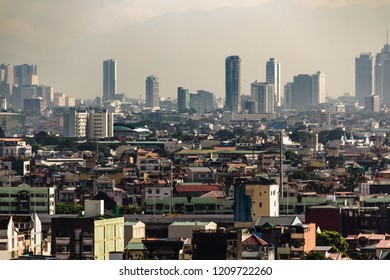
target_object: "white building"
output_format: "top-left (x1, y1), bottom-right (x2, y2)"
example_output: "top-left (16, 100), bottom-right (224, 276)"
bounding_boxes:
top-left (87, 109), bottom-right (114, 139)
top-left (63, 109), bottom-right (88, 138)
top-left (266, 58), bottom-right (281, 107)
top-left (311, 71), bottom-right (326, 105)
top-left (251, 81), bottom-right (275, 113)
top-left (0, 138), bottom-right (32, 157)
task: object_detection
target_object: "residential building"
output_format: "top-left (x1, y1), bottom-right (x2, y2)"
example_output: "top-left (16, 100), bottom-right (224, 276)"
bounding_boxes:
top-left (356, 53), bottom-right (374, 105)
top-left (23, 96), bottom-right (44, 115)
top-left (0, 184), bottom-right (55, 215)
top-left (266, 58), bottom-right (281, 107)
top-left (192, 228), bottom-right (242, 260)
top-left (136, 149), bottom-right (160, 178)
top-left (36, 85), bottom-right (54, 108)
top-left (241, 234), bottom-right (275, 260)
top-left (145, 75), bottom-right (159, 109)
top-left (63, 108), bottom-right (88, 138)
top-left (177, 87), bottom-right (190, 113)
top-left (168, 221), bottom-right (217, 239)
top-left (234, 178), bottom-right (279, 226)
top-left (124, 221), bottom-right (145, 246)
top-left (0, 113), bottom-right (24, 136)
top-left (251, 81), bottom-right (275, 113)
top-left (0, 213), bottom-right (42, 260)
top-left (190, 90), bottom-right (214, 114)
top-left (255, 216), bottom-right (316, 259)
top-left (186, 167), bottom-right (216, 183)
top-left (311, 71), bottom-right (326, 105)
top-left (53, 92), bottom-right (65, 107)
top-left (0, 138), bottom-right (32, 157)
top-left (51, 200), bottom-right (124, 260)
top-left (87, 109), bottom-right (114, 139)
top-left (365, 94), bottom-right (380, 112)
top-left (225, 55), bottom-right (241, 113)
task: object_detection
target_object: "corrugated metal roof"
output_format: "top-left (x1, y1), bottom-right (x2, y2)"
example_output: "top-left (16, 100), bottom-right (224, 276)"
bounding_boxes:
top-left (175, 184), bottom-right (220, 193)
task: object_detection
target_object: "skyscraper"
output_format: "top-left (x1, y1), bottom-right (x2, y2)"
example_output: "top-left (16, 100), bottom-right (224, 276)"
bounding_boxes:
top-left (145, 75), bottom-right (160, 109)
top-left (251, 81), bottom-right (275, 113)
top-left (103, 59), bottom-right (117, 102)
top-left (177, 87), bottom-right (190, 113)
top-left (355, 53), bottom-right (373, 105)
top-left (14, 64), bottom-right (38, 86)
top-left (266, 58), bottom-right (281, 108)
top-left (375, 42), bottom-right (390, 104)
top-left (225, 56), bottom-right (241, 113)
top-left (292, 74), bottom-right (311, 110)
top-left (311, 71), bottom-right (326, 105)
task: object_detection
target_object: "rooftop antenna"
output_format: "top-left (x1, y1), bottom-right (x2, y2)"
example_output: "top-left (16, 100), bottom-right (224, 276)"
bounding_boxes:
top-left (387, 28), bottom-right (389, 46)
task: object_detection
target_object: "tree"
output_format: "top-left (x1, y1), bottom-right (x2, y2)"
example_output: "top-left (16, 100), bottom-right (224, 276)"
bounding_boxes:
top-left (316, 230), bottom-right (348, 255)
top-left (56, 202), bottom-right (84, 214)
top-left (301, 251), bottom-right (331, 260)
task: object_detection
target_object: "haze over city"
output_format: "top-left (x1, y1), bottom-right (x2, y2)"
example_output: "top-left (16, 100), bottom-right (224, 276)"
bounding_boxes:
top-left (1, 0), bottom-right (390, 100)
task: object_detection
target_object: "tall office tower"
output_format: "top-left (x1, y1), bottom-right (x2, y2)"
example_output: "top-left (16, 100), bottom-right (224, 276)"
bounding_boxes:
top-left (251, 81), bottom-right (275, 113)
top-left (266, 58), bottom-right (281, 108)
top-left (103, 59), bottom-right (117, 102)
top-left (355, 53), bottom-right (374, 105)
top-left (0, 64), bottom-right (14, 85)
top-left (284, 82), bottom-right (293, 109)
top-left (365, 94), bottom-right (380, 113)
top-left (225, 55), bottom-right (241, 113)
top-left (14, 64), bottom-right (38, 86)
top-left (177, 87), bottom-right (190, 113)
top-left (145, 75), bottom-right (160, 109)
top-left (292, 74), bottom-right (311, 110)
top-left (63, 108), bottom-right (88, 138)
top-left (375, 42), bottom-right (390, 104)
top-left (311, 71), bottom-right (326, 105)
top-left (190, 90), bottom-right (215, 114)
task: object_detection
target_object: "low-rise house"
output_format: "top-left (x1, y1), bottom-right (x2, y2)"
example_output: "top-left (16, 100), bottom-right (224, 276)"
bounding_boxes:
top-left (168, 221), bottom-right (217, 239)
top-left (241, 234), bottom-right (275, 260)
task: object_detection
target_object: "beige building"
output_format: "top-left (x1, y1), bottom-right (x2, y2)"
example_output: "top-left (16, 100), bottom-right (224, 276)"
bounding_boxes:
top-left (51, 200), bottom-right (124, 260)
top-left (0, 213), bottom-right (43, 260)
top-left (168, 221), bottom-right (217, 239)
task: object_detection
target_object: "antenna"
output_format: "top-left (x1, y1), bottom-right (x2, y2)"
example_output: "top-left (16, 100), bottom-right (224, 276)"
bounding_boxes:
top-left (387, 28), bottom-right (389, 46)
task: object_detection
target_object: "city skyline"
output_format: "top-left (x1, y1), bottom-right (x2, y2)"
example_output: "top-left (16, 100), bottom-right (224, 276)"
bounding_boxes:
top-left (0, 0), bottom-right (390, 100)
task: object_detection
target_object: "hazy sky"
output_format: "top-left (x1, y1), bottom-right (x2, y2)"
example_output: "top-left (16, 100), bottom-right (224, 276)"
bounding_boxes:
top-left (1, 0), bottom-right (390, 100)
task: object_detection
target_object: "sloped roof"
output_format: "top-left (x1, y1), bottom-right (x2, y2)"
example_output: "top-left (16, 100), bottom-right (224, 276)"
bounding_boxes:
top-left (255, 216), bottom-right (302, 227)
top-left (242, 234), bottom-right (268, 246)
top-left (175, 184), bottom-right (220, 193)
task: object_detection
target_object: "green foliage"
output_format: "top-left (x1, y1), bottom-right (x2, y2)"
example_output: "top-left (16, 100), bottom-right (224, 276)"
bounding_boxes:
top-left (56, 202), bottom-right (84, 214)
top-left (301, 251), bottom-right (331, 260)
top-left (119, 205), bottom-right (141, 214)
top-left (316, 230), bottom-right (348, 255)
top-left (318, 129), bottom-right (344, 145)
top-left (291, 169), bottom-right (321, 180)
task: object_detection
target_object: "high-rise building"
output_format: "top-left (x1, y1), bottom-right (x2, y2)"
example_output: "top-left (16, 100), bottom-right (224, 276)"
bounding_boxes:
top-left (0, 64), bottom-right (14, 85)
top-left (225, 55), bottom-right (241, 113)
top-left (251, 81), bottom-right (275, 113)
top-left (145, 75), bottom-right (160, 109)
top-left (375, 42), bottom-right (390, 104)
top-left (36, 85), bottom-right (54, 108)
top-left (63, 108), bottom-right (88, 138)
top-left (292, 74), bottom-right (311, 110)
top-left (266, 58), bottom-right (281, 108)
top-left (14, 64), bottom-right (38, 86)
top-left (288, 71), bottom-right (326, 110)
top-left (355, 53), bottom-right (374, 105)
top-left (365, 94), bottom-right (380, 113)
top-left (177, 87), bottom-right (190, 113)
top-left (190, 90), bottom-right (214, 114)
top-left (284, 82), bottom-right (293, 109)
top-left (103, 59), bottom-right (117, 102)
top-left (87, 109), bottom-right (114, 139)
top-left (311, 71), bottom-right (326, 105)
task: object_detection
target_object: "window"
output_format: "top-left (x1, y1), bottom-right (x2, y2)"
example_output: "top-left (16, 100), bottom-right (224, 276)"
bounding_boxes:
top-left (259, 202), bottom-right (262, 208)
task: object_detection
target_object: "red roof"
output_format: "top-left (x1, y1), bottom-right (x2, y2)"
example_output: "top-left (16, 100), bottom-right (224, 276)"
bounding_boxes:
top-left (175, 184), bottom-right (220, 193)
